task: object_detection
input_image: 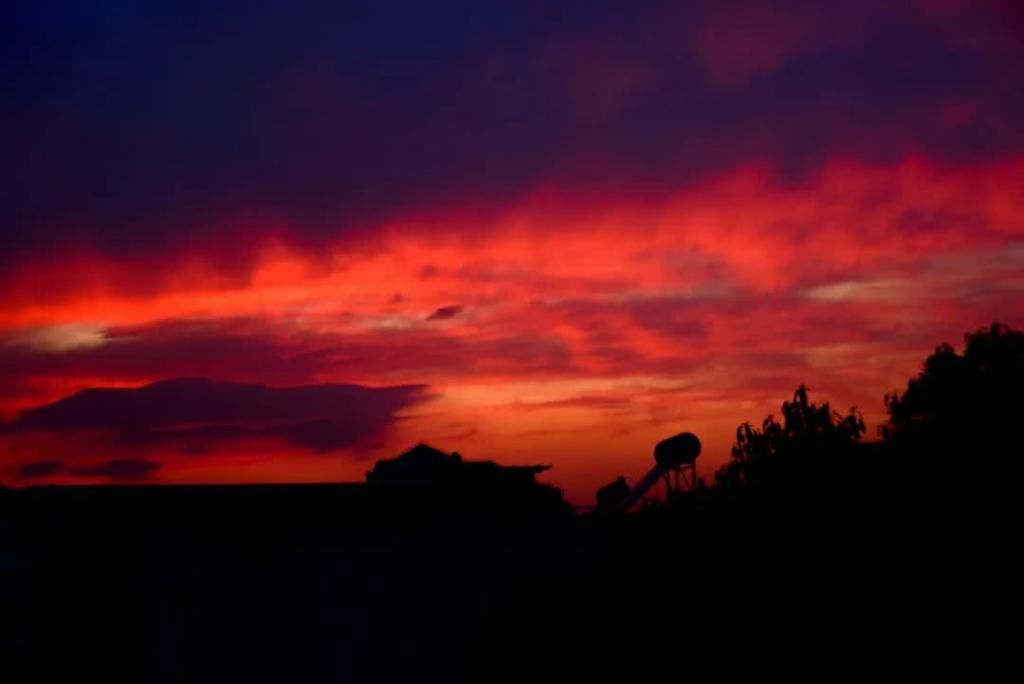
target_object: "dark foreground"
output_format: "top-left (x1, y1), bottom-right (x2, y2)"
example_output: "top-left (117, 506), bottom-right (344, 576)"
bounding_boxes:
top-left (5, 323), bottom-right (1019, 681)
top-left (0, 475), bottom-right (1008, 683)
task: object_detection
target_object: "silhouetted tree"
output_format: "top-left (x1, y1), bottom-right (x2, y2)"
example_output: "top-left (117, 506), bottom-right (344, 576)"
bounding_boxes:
top-left (715, 385), bottom-right (865, 490)
top-left (883, 322), bottom-right (1023, 459)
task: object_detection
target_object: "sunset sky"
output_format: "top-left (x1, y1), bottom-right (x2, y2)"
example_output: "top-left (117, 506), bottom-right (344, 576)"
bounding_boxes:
top-left (2, 1), bottom-right (1023, 502)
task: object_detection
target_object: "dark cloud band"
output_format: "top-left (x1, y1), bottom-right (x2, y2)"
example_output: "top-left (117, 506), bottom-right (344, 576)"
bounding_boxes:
top-left (1, 378), bottom-right (431, 453)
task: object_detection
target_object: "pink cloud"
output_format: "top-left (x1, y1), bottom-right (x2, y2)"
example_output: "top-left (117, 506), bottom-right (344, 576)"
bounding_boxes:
top-left (691, 2), bottom-right (831, 87)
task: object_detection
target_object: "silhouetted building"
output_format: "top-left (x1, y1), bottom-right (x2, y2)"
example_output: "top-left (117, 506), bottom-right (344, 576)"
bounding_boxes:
top-left (595, 476), bottom-right (630, 512)
top-left (367, 443), bottom-right (546, 487)
top-left (366, 443), bottom-right (570, 518)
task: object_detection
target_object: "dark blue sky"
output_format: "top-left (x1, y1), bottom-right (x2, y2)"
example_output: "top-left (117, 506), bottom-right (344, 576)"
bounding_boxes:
top-left (3, 1), bottom-right (1022, 264)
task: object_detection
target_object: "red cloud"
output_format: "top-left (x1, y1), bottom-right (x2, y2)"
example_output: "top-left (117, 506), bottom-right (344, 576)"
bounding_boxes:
top-left (1, 158), bottom-right (1022, 501)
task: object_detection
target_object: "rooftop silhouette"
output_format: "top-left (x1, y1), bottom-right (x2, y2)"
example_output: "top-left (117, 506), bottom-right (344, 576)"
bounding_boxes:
top-left (1, 321), bottom-right (1018, 681)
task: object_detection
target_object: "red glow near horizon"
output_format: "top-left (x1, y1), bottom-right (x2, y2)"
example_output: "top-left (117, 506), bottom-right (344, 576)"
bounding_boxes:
top-left (2, 158), bottom-right (1023, 502)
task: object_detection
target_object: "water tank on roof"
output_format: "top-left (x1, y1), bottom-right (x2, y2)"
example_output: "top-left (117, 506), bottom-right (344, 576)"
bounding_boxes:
top-left (653, 432), bottom-right (701, 468)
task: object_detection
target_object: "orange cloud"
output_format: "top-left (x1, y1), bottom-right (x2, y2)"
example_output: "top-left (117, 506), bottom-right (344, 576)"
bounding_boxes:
top-left (2, 157), bottom-right (1023, 502)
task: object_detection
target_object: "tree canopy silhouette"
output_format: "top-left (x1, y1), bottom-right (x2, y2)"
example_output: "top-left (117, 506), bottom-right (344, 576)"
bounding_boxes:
top-left (883, 322), bottom-right (1023, 458)
top-left (715, 385), bottom-right (865, 490)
